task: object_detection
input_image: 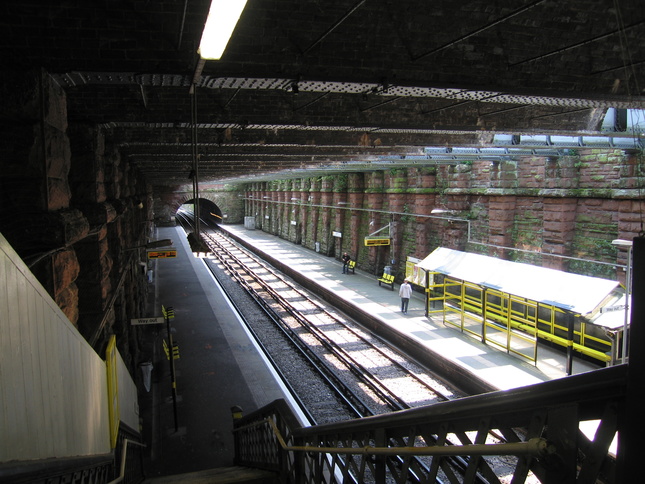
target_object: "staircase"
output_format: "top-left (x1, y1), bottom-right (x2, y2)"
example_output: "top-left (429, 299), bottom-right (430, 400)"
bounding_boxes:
top-left (143, 466), bottom-right (279, 483)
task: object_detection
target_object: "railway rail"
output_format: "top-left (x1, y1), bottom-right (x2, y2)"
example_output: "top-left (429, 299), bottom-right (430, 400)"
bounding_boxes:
top-left (201, 228), bottom-right (462, 415)
top-left (176, 210), bottom-right (527, 483)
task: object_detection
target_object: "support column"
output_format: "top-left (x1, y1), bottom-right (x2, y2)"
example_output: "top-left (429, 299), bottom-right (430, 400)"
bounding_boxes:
top-left (487, 196), bottom-right (516, 258)
top-left (348, 174), bottom-right (365, 264)
top-left (542, 198), bottom-right (577, 270)
top-left (320, 178), bottom-right (334, 255)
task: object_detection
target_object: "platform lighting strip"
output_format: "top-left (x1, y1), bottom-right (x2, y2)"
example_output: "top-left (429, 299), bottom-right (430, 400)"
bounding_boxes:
top-left (198, 0), bottom-right (248, 60)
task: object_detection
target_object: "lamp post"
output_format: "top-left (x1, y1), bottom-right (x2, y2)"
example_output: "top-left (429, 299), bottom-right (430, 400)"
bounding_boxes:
top-left (612, 239), bottom-right (632, 364)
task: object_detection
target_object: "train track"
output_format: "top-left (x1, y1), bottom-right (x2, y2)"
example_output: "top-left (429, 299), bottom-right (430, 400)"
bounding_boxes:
top-left (202, 229), bottom-right (462, 415)
top-left (176, 211), bottom-right (506, 483)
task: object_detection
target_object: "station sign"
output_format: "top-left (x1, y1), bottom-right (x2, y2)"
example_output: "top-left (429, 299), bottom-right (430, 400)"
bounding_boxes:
top-left (131, 317), bottom-right (164, 326)
top-left (364, 237), bottom-right (391, 246)
top-left (600, 305), bottom-right (626, 313)
top-left (148, 249), bottom-right (177, 259)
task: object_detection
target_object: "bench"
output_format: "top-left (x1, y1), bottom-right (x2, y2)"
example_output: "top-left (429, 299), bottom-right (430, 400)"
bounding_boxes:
top-left (347, 260), bottom-right (356, 274)
top-left (378, 273), bottom-right (395, 290)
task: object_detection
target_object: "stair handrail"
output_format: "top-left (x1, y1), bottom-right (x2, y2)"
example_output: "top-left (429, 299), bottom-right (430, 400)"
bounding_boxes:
top-left (233, 365), bottom-right (627, 483)
top-left (107, 438), bottom-right (147, 484)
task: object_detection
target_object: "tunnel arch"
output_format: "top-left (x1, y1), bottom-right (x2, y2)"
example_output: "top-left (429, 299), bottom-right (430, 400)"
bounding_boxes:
top-left (178, 198), bottom-right (224, 227)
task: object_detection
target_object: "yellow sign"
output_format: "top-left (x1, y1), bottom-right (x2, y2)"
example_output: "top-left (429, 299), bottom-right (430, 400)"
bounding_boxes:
top-left (163, 339), bottom-right (180, 360)
top-left (162, 305), bottom-right (175, 319)
top-left (364, 237), bottom-right (391, 246)
top-left (148, 249), bottom-right (177, 259)
top-left (105, 336), bottom-right (120, 449)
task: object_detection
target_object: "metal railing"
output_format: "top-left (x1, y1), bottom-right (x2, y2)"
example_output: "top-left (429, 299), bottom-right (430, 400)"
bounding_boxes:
top-left (438, 276), bottom-right (612, 366)
top-left (109, 426), bottom-right (147, 484)
top-left (233, 365), bottom-right (626, 483)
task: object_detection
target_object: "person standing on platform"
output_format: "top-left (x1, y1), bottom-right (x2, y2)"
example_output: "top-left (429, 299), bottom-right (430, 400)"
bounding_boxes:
top-left (342, 252), bottom-right (351, 273)
top-left (399, 279), bottom-right (412, 313)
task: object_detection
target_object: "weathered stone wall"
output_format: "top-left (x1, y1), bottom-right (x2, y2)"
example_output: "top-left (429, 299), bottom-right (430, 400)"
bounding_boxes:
top-left (0, 70), bottom-right (88, 321)
top-left (0, 70), bottom-right (154, 368)
top-left (243, 150), bottom-right (644, 283)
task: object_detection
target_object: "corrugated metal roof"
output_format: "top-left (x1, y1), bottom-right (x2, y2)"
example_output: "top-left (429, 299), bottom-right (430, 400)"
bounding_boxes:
top-left (416, 248), bottom-right (619, 315)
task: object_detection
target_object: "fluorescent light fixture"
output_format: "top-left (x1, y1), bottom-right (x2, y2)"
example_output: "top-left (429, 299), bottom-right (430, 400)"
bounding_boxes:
top-left (198, 0), bottom-right (248, 60)
top-left (612, 239), bottom-right (633, 248)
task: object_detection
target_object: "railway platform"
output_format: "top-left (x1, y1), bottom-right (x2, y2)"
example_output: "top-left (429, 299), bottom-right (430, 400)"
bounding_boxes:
top-left (139, 225), bottom-right (301, 479)
top-left (142, 223), bottom-right (604, 478)
top-left (218, 223), bottom-right (601, 391)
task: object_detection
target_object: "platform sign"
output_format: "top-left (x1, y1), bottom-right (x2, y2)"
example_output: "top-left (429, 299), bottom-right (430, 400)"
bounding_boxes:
top-left (163, 339), bottom-right (180, 360)
top-left (131, 317), bottom-right (164, 326)
top-left (364, 237), bottom-right (390, 246)
top-left (600, 305), bottom-right (626, 313)
top-left (148, 249), bottom-right (177, 259)
top-left (162, 305), bottom-right (175, 319)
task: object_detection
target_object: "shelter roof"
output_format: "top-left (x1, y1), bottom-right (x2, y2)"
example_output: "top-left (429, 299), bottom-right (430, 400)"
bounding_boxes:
top-left (416, 248), bottom-right (619, 315)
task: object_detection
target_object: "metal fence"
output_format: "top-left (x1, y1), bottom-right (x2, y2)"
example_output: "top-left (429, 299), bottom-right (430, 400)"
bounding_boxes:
top-left (234, 365), bottom-right (626, 483)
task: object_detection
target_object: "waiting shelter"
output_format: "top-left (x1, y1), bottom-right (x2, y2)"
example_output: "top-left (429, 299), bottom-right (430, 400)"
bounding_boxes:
top-left (413, 248), bottom-right (624, 373)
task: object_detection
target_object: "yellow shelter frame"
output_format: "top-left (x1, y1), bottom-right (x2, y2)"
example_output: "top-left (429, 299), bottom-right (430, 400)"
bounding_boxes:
top-left (423, 272), bottom-right (612, 367)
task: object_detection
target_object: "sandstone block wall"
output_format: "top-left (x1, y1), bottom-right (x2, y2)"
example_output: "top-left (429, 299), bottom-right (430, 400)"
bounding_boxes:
top-left (244, 152), bottom-right (644, 283)
top-left (0, 70), bottom-right (153, 369)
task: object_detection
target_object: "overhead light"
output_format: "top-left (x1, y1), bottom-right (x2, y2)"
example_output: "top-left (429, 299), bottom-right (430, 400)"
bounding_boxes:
top-left (198, 0), bottom-right (248, 60)
top-left (612, 239), bottom-right (633, 248)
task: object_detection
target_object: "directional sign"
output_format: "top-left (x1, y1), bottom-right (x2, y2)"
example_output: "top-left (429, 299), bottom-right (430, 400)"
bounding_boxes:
top-left (163, 339), bottom-right (180, 360)
top-left (131, 317), bottom-right (164, 326)
top-left (148, 249), bottom-right (177, 259)
top-left (600, 305), bottom-right (626, 313)
top-left (162, 305), bottom-right (175, 319)
top-left (364, 237), bottom-right (391, 246)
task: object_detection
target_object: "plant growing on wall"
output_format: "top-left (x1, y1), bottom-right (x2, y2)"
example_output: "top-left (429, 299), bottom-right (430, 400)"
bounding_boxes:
top-left (334, 174), bottom-right (348, 192)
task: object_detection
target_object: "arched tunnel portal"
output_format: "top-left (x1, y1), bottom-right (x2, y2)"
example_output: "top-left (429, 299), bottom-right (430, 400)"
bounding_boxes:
top-left (178, 198), bottom-right (224, 228)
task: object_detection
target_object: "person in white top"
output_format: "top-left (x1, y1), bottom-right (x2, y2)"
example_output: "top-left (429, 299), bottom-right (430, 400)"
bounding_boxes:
top-left (399, 279), bottom-right (412, 314)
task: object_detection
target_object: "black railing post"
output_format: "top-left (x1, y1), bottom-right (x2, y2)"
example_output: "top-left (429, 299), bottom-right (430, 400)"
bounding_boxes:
top-left (617, 236), bottom-right (645, 481)
top-left (231, 405), bottom-right (243, 466)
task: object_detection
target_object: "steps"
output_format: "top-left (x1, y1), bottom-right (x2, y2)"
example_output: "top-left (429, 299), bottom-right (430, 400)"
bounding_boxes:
top-left (143, 466), bottom-right (279, 483)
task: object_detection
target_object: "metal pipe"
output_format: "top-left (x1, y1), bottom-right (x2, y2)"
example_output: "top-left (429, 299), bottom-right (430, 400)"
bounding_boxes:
top-left (256, 418), bottom-right (553, 458)
top-left (360, 96), bottom-right (404, 112)
top-left (191, 85), bottom-right (201, 240)
top-left (294, 92), bottom-right (330, 112)
top-left (189, 58), bottom-right (206, 94)
top-left (510, 19), bottom-right (645, 67)
top-left (90, 251), bottom-right (135, 348)
top-left (623, 245), bottom-right (632, 363)
top-left (177, 0), bottom-right (189, 49)
top-left (303, 0), bottom-right (366, 54)
top-left (413, 0), bottom-right (547, 62)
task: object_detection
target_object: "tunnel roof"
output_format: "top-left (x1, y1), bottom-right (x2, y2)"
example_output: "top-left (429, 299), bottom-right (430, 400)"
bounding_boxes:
top-left (3, 0), bottom-right (644, 186)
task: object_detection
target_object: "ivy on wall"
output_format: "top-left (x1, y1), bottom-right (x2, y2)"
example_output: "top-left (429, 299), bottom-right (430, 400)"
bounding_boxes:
top-left (237, 148), bottom-right (644, 280)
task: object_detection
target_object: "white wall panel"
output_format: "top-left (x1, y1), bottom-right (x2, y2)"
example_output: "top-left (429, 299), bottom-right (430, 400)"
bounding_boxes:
top-left (117, 351), bottom-right (139, 432)
top-left (0, 234), bottom-right (112, 462)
